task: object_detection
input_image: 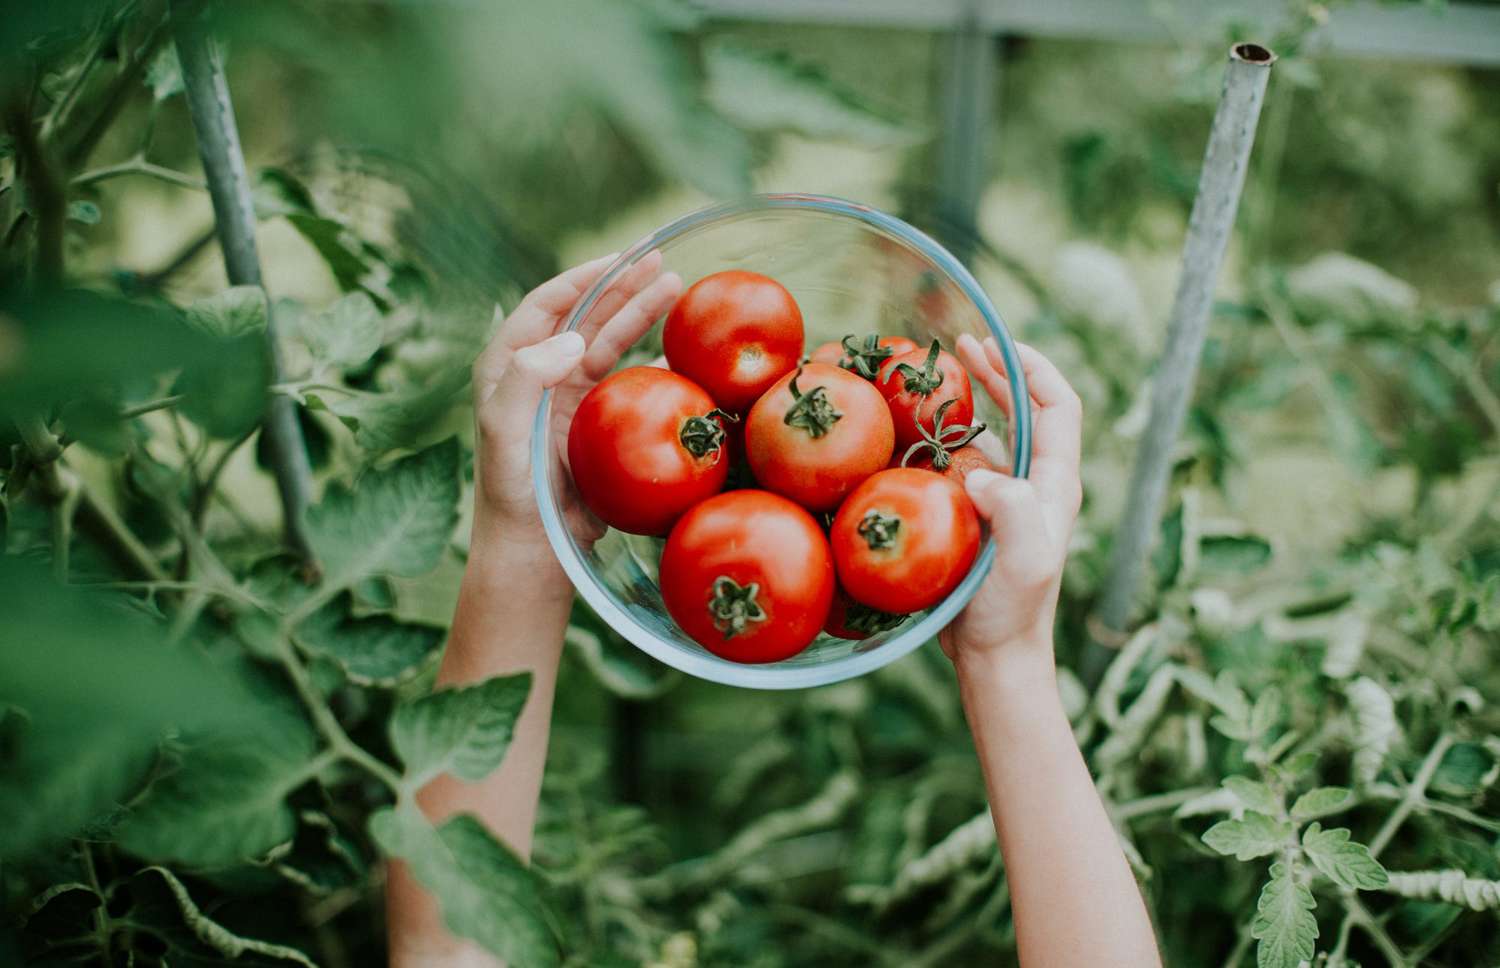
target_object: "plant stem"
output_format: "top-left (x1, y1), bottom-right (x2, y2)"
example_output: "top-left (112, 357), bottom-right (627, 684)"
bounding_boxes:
top-left (72, 156), bottom-right (205, 191)
top-left (78, 842), bottom-right (112, 959)
top-left (1219, 922), bottom-right (1253, 968)
top-left (1369, 732), bottom-right (1454, 859)
top-left (6, 101), bottom-right (66, 285)
top-left (1088, 43), bottom-right (1276, 681)
top-left (172, 1), bottom-right (318, 570)
top-left (275, 636), bottom-right (402, 792)
top-left (1112, 786), bottom-right (1217, 821)
top-left (1347, 896), bottom-right (1410, 967)
top-left (119, 394), bottom-right (185, 419)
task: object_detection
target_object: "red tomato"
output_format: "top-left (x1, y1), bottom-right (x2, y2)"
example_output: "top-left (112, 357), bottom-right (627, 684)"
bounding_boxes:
top-left (895, 398), bottom-right (994, 485)
top-left (809, 334), bottom-right (920, 380)
top-left (567, 367), bottom-right (733, 535)
top-left (830, 468), bottom-right (981, 614)
top-left (660, 490), bottom-right (834, 663)
top-left (663, 270), bottom-right (804, 414)
top-left (823, 585), bottom-right (908, 640)
top-left (744, 363), bottom-right (894, 512)
top-left (876, 340), bottom-right (975, 452)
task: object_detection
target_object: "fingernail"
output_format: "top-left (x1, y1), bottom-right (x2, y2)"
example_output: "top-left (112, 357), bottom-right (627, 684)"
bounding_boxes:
top-left (546, 331), bottom-right (586, 356)
top-left (965, 468), bottom-right (999, 494)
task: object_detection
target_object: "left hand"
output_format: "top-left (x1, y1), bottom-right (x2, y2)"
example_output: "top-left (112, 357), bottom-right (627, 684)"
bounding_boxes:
top-left (470, 251), bottom-right (683, 554)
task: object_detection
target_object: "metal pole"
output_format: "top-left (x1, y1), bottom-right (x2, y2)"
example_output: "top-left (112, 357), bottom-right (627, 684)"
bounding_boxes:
top-left (172, 2), bottom-right (317, 567)
top-left (1088, 43), bottom-right (1276, 677)
top-left (934, 1), bottom-right (996, 264)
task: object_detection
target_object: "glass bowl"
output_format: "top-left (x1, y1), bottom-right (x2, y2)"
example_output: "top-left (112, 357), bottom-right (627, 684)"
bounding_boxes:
top-left (532, 194), bottom-right (1031, 689)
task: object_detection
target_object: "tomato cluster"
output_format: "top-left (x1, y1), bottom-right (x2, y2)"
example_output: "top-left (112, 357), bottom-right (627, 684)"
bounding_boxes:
top-left (567, 270), bottom-right (996, 664)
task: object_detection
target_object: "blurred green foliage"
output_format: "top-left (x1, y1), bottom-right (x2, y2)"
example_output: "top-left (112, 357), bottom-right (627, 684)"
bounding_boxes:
top-left (2, 1), bottom-right (1499, 966)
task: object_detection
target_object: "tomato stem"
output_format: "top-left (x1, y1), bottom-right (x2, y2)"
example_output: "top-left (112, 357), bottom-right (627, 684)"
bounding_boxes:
top-left (857, 509), bottom-right (901, 550)
top-left (679, 408), bottom-right (735, 458)
top-left (889, 339), bottom-right (945, 397)
top-left (899, 398), bottom-right (985, 471)
top-left (783, 367), bottom-right (843, 438)
top-left (837, 333), bottom-right (897, 380)
top-left (709, 575), bottom-right (767, 639)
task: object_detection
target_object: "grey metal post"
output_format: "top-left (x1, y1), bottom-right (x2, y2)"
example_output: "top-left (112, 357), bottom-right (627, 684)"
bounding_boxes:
top-left (935, 2), bottom-right (996, 265)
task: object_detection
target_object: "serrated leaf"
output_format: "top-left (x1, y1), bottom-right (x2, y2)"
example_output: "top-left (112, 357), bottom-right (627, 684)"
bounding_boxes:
top-left (1302, 822), bottom-right (1388, 890)
top-left (369, 807), bottom-right (557, 967)
top-left (1430, 741), bottom-right (1497, 797)
top-left (305, 438), bottom-right (461, 591)
top-left (296, 605), bottom-right (443, 686)
top-left (116, 726), bottom-right (317, 868)
top-left (1224, 776), bottom-right (1282, 815)
top-left (185, 286), bottom-right (268, 340)
top-left (1250, 687), bottom-right (1282, 739)
top-left (175, 331), bottom-right (269, 438)
top-left (293, 292), bottom-right (383, 372)
top-left (702, 42), bottom-right (919, 146)
top-left (1252, 860), bottom-right (1318, 968)
top-left (274, 811), bottom-right (369, 896)
top-left (391, 673), bottom-right (531, 787)
top-left (1290, 787), bottom-right (1353, 821)
top-left (139, 867), bottom-right (316, 966)
top-left (1202, 810), bottom-right (1292, 861)
top-left (307, 373), bottom-right (467, 453)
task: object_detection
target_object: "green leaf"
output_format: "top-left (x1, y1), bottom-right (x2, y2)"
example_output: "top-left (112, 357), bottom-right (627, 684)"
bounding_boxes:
top-left (145, 45), bottom-right (184, 101)
top-left (185, 286), bottom-right (269, 340)
top-left (1202, 811), bottom-right (1293, 861)
top-left (306, 373), bottom-right (467, 453)
top-left (305, 438), bottom-right (461, 591)
top-left (1290, 787), bottom-right (1353, 821)
top-left (175, 331), bottom-right (269, 439)
top-left (369, 807), bottom-right (557, 967)
top-left (1252, 860), bottom-right (1318, 968)
top-left (702, 43), bottom-right (919, 146)
top-left (295, 605), bottom-right (443, 686)
top-left (1302, 822), bottom-right (1389, 890)
top-left (1224, 776), bottom-right (1282, 815)
top-left (1431, 741), bottom-right (1497, 797)
top-left (138, 867), bottom-right (316, 966)
top-left (287, 213), bottom-right (382, 298)
top-left (1199, 534), bottom-right (1273, 575)
top-left (116, 726), bottom-right (317, 868)
top-left (291, 292), bottom-right (383, 372)
top-left (391, 673), bottom-right (531, 787)
top-left (66, 199), bottom-right (100, 224)
top-left (1250, 687), bottom-right (1282, 739)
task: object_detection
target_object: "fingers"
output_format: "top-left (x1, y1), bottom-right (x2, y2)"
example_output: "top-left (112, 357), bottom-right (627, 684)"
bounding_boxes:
top-left (956, 332), bottom-right (1013, 421)
top-left (983, 337), bottom-right (1081, 474)
top-left (963, 468), bottom-right (1052, 562)
top-left (473, 254), bottom-right (617, 389)
top-left (576, 250), bottom-right (664, 340)
top-left (581, 271), bottom-right (683, 381)
top-left (479, 331), bottom-right (586, 453)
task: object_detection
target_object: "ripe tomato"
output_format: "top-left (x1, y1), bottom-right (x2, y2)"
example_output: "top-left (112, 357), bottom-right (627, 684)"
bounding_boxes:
top-left (876, 340), bottom-right (975, 452)
top-left (831, 468), bottom-right (980, 614)
top-left (660, 490), bottom-right (834, 663)
top-left (809, 334), bottom-right (920, 380)
top-left (895, 398), bottom-right (994, 485)
top-left (824, 585), bottom-right (908, 640)
top-left (663, 270), bottom-right (804, 414)
top-left (567, 366), bottom-right (733, 536)
top-left (744, 363), bottom-right (894, 512)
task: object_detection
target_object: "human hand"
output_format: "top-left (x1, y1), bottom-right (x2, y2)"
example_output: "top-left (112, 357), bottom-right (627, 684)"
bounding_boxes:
top-left (939, 335), bottom-right (1084, 678)
top-left (470, 251), bottom-right (683, 554)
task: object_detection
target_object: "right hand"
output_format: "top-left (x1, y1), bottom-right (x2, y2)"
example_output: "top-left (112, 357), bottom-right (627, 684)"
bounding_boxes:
top-left (939, 335), bottom-right (1084, 676)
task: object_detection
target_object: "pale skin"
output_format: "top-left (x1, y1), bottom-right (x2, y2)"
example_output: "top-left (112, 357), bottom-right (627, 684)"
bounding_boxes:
top-left (386, 256), bottom-right (1162, 968)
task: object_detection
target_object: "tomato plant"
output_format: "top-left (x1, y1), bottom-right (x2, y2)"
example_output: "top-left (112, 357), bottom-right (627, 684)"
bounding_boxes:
top-left (830, 468), bottom-right (981, 613)
top-left (897, 398), bottom-right (995, 484)
top-left (744, 363), bottom-right (895, 512)
top-left (567, 366), bottom-right (732, 535)
top-left (663, 270), bottom-right (805, 414)
top-left (877, 340), bottom-right (975, 452)
top-left (659, 490), bottom-right (834, 662)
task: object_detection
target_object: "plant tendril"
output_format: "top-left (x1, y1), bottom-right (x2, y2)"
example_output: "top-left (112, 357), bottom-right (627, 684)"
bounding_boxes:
top-left (899, 398), bottom-right (985, 470)
top-left (784, 367), bottom-right (843, 438)
top-left (709, 576), bottom-right (768, 638)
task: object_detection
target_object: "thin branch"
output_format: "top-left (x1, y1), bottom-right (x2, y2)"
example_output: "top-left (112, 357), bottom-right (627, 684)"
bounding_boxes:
top-left (61, 17), bottom-right (169, 170)
top-left (119, 394), bottom-right (185, 419)
top-left (1089, 43), bottom-right (1276, 678)
top-left (1369, 732), bottom-right (1454, 859)
top-left (6, 102), bottom-right (66, 285)
top-left (171, 1), bottom-right (318, 569)
top-left (72, 156), bottom-right (206, 191)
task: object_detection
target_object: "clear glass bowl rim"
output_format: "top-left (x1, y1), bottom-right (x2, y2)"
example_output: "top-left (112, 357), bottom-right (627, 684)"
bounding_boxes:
top-left (531, 192), bottom-right (1033, 690)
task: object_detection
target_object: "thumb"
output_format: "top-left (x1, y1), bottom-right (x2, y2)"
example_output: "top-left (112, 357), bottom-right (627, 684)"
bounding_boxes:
top-left (964, 468), bottom-right (1049, 553)
top-left (480, 330), bottom-right (586, 447)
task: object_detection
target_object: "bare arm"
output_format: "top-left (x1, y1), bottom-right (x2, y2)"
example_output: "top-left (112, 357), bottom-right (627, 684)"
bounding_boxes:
top-left (943, 335), bottom-right (1161, 968)
top-left (387, 254), bottom-right (682, 967)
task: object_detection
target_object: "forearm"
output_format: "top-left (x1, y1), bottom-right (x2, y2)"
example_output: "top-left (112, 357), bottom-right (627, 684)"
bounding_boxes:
top-left (387, 517), bottom-right (574, 967)
top-left (957, 645), bottom-right (1160, 968)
